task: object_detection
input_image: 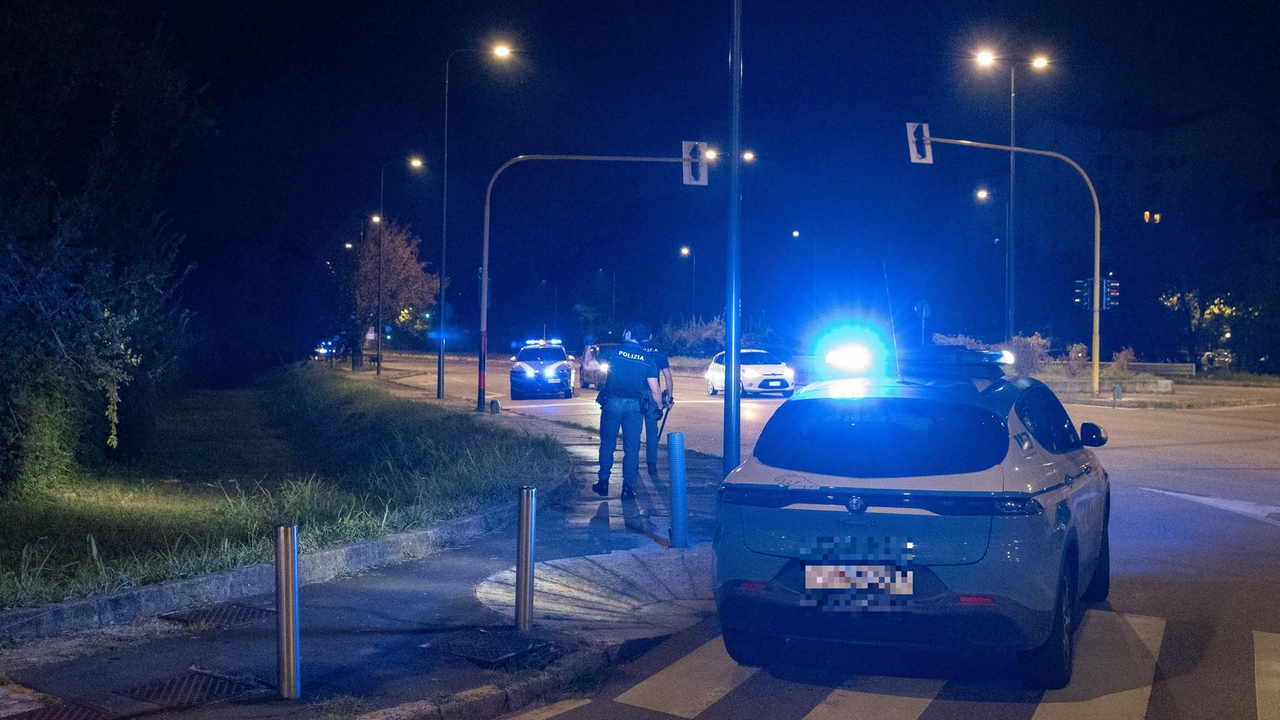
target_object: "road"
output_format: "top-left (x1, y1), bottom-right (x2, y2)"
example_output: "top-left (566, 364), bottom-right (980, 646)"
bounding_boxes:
top-left (377, 354), bottom-right (1280, 719)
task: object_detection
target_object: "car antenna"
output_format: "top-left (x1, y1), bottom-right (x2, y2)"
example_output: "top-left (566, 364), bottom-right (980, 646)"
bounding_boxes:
top-left (882, 260), bottom-right (903, 381)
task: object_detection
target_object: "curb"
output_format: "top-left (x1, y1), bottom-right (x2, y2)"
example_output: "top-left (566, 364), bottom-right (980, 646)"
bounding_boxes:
top-left (0, 480), bottom-right (573, 644)
top-left (357, 646), bottom-right (615, 720)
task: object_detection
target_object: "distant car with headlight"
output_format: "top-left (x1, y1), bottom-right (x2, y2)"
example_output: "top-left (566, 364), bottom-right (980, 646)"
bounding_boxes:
top-left (509, 340), bottom-right (575, 400)
top-left (705, 349), bottom-right (796, 397)
top-left (579, 342), bottom-right (620, 389)
top-left (714, 348), bottom-right (1110, 689)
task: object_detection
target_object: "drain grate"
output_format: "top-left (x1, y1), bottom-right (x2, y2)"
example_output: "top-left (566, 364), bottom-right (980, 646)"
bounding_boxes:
top-left (431, 627), bottom-right (551, 669)
top-left (120, 669), bottom-right (266, 708)
top-left (4, 704), bottom-right (112, 720)
top-left (159, 603), bottom-right (274, 629)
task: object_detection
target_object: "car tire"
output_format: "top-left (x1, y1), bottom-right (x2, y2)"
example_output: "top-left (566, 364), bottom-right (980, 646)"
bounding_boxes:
top-left (581, 378), bottom-right (589, 389)
top-left (707, 379), bottom-right (718, 396)
top-left (1019, 555), bottom-right (1077, 690)
top-left (781, 390), bottom-right (794, 398)
top-left (1082, 526), bottom-right (1110, 602)
top-left (563, 386), bottom-right (574, 399)
top-left (510, 389), bottom-right (525, 401)
top-left (722, 628), bottom-right (785, 667)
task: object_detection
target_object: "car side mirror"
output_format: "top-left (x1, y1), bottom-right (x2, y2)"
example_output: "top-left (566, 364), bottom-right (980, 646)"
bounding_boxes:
top-left (509, 356), bottom-right (517, 362)
top-left (1080, 422), bottom-right (1107, 447)
top-left (568, 355), bottom-right (576, 361)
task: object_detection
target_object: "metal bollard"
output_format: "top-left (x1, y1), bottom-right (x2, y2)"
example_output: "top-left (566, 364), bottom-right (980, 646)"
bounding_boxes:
top-left (275, 525), bottom-right (301, 699)
top-left (669, 432), bottom-right (689, 549)
top-left (515, 486), bottom-right (536, 631)
top-left (1112, 383), bottom-right (1122, 408)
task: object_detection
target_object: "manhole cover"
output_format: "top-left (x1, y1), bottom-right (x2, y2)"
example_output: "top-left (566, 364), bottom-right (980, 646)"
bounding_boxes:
top-left (5, 704), bottom-right (112, 720)
top-left (432, 627), bottom-right (551, 669)
top-left (120, 670), bottom-right (266, 708)
top-left (160, 603), bottom-right (274, 629)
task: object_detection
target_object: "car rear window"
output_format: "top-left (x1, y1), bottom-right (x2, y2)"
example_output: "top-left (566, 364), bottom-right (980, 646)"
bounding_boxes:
top-left (518, 347), bottom-right (567, 362)
top-left (753, 397), bottom-right (1009, 478)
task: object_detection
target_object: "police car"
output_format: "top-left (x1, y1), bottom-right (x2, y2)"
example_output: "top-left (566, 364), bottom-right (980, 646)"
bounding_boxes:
top-left (509, 340), bottom-right (575, 400)
top-left (714, 346), bottom-right (1110, 689)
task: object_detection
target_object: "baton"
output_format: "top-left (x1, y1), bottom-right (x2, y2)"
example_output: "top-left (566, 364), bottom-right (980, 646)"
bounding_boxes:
top-left (657, 390), bottom-right (671, 437)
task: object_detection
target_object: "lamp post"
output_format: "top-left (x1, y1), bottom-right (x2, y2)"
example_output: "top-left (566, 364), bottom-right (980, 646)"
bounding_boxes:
top-left (976, 50), bottom-right (1049, 341)
top-left (438, 45), bottom-right (514, 399)
top-left (679, 246), bottom-right (696, 315)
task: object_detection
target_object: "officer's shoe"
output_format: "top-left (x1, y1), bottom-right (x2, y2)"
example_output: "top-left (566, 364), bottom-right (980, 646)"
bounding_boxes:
top-left (620, 485), bottom-right (637, 501)
top-left (647, 462), bottom-right (658, 477)
top-left (591, 480), bottom-right (609, 497)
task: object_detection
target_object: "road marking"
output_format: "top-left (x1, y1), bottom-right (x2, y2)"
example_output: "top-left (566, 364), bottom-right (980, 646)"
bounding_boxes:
top-left (1031, 611), bottom-right (1165, 720)
top-left (614, 636), bottom-right (758, 718)
top-left (801, 676), bottom-right (945, 720)
top-left (1256, 631), bottom-right (1280, 720)
top-left (1141, 487), bottom-right (1280, 529)
top-left (502, 699), bottom-right (591, 720)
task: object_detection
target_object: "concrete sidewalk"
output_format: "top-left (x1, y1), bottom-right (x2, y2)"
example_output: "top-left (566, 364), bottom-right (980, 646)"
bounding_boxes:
top-left (1, 383), bottom-right (721, 720)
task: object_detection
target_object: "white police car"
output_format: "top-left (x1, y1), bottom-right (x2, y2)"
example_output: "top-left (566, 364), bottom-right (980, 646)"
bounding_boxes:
top-left (509, 340), bottom-right (575, 400)
top-left (714, 348), bottom-right (1109, 689)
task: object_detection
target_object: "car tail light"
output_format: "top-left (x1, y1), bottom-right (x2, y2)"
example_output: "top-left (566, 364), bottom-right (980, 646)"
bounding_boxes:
top-left (959, 595), bottom-right (995, 604)
top-left (738, 581), bottom-right (767, 592)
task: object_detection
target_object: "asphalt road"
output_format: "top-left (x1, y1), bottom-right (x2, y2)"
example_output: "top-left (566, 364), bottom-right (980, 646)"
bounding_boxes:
top-left (376, 354), bottom-right (1280, 719)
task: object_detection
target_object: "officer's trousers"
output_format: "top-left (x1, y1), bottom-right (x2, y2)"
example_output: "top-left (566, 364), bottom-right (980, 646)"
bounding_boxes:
top-left (598, 397), bottom-right (642, 487)
top-left (643, 410), bottom-right (660, 467)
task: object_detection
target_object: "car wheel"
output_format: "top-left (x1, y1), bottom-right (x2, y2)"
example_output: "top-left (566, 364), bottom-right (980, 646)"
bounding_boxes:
top-left (1082, 525), bottom-right (1110, 602)
top-left (563, 386), bottom-right (574, 399)
top-left (781, 390), bottom-right (794, 398)
top-left (510, 389), bottom-right (525, 401)
top-left (722, 628), bottom-right (785, 667)
top-left (707, 379), bottom-right (718, 396)
top-left (1019, 555), bottom-right (1077, 689)
top-left (581, 378), bottom-right (589, 389)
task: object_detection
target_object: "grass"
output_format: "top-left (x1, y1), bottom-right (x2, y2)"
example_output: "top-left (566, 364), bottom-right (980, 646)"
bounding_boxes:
top-left (1178, 370), bottom-right (1280, 387)
top-left (0, 365), bottom-right (570, 609)
top-left (1029, 363), bottom-right (1162, 384)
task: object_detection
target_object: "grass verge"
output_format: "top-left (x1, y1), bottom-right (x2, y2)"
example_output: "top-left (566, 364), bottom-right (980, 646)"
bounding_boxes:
top-left (0, 365), bottom-right (570, 609)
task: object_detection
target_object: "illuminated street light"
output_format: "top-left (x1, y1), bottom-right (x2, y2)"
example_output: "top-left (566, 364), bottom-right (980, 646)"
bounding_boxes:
top-left (344, 242), bottom-right (353, 249)
top-left (371, 214), bottom-right (381, 223)
top-left (438, 44), bottom-right (516, 399)
top-left (742, 151), bottom-right (756, 162)
top-left (976, 188), bottom-right (990, 201)
top-left (792, 230), bottom-right (800, 237)
top-left (975, 48), bottom-right (1052, 340)
top-left (409, 157), bottom-right (424, 168)
top-left (704, 148), bottom-right (719, 160)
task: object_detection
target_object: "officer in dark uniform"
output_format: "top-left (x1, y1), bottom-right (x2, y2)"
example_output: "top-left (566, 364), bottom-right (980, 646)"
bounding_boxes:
top-left (640, 330), bottom-right (674, 477)
top-left (582, 321), bottom-right (663, 500)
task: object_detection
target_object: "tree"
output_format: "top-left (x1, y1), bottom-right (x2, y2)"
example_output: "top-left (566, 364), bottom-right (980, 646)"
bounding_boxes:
top-left (0, 2), bottom-right (200, 494)
top-left (348, 220), bottom-right (439, 347)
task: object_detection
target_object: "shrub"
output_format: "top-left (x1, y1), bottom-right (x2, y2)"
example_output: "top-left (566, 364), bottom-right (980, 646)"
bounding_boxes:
top-left (1002, 334), bottom-right (1051, 376)
top-left (1065, 343), bottom-right (1088, 378)
top-left (1112, 347), bottom-right (1136, 373)
top-left (658, 315), bottom-right (726, 358)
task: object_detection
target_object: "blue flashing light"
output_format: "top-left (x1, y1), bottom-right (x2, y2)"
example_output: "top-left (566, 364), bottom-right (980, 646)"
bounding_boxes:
top-left (549, 339), bottom-right (562, 345)
top-left (999, 350), bottom-right (1016, 365)
top-left (812, 324), bottom-right (891, 379)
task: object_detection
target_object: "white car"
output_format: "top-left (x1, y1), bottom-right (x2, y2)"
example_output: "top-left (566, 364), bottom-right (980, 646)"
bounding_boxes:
top-left (705, 350), bottom-right (796, 397)
top-left (714, 349), bottom-right (1110, 689)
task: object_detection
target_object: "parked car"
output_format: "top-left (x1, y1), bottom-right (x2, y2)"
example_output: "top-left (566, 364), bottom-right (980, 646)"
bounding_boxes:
top-left (509, 340), bottom-right (575, 400)
top-left (579, 342), bottom-right (620, 389)
top-left (705, 349), bottom-right (796, 397)
top-left (714, 348), bottom-right (1110, 689)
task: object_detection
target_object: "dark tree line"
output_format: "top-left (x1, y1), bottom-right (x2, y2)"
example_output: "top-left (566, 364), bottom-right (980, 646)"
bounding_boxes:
top-left (0, 2), bottom-right (201, 495)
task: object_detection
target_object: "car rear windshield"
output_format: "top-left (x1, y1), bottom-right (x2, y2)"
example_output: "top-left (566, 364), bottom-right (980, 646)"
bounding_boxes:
top-left (518, 347), bottom-right (567, 362)
top-left (741, 352), bottom-right (782, 365)
top-left (753, 397), bottom-right (1009, 478)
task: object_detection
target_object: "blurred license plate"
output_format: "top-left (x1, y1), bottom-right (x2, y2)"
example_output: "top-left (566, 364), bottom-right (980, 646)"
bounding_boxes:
top-left (546, 378), bottom-right (559, 384)
top-left (804, 565), bottom-right (913, 594)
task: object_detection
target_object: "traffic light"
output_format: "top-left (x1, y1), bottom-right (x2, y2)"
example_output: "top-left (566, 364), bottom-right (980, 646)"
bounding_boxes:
top-left (1103, 278), bottom-right (1120, 310)
top-left (1074, 280), bottom-right (1091, 310)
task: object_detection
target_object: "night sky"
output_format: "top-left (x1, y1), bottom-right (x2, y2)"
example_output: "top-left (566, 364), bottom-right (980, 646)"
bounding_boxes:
top-left (138, 0), bottom-right (1280, 370)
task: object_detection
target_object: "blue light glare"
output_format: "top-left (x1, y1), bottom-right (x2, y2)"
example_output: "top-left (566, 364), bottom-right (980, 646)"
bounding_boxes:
top-left (812, 324), bottom-right (891, 379)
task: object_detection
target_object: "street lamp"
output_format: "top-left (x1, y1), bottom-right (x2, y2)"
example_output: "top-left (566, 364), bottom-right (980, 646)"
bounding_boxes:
top-left (680, 246), bottom-right (696, 314)
top-left (438, 44), bottom-right (515, 399)
top-left (375, 157), bottom-right (424, 376)
top-left (975, 188), bottom-right (990, 201)
top-left (975, 49), bottom-right (1050, 340)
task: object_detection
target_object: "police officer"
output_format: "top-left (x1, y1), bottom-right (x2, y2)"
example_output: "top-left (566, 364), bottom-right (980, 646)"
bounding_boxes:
top-left (640, 329), bottom-right (674, 477)
top-left (582, 321), bottom-right (663, 500)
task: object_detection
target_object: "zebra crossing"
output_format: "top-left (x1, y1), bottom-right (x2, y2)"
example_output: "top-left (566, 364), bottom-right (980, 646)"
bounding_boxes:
top-left (504, 610), bottom-right (1280, 720)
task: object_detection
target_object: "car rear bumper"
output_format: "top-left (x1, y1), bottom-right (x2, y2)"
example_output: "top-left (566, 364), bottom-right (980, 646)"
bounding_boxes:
top-left (715, 575), bottom-right (1050, 650)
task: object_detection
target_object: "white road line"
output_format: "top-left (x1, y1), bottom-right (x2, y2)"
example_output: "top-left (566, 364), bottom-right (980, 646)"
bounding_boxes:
top-left (1256, 631), bottom-right (1280, 720)
top-left (1031, 611), bottom-right (1165, 720)
top-left (613, 637), bottom-right (758, 718)
top-left (500, 699), bottom-right (591, 720)
top-left (1141, 487), bottom-right (1280, 529)
top-left (801, 676), bottom-right (944, 720)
